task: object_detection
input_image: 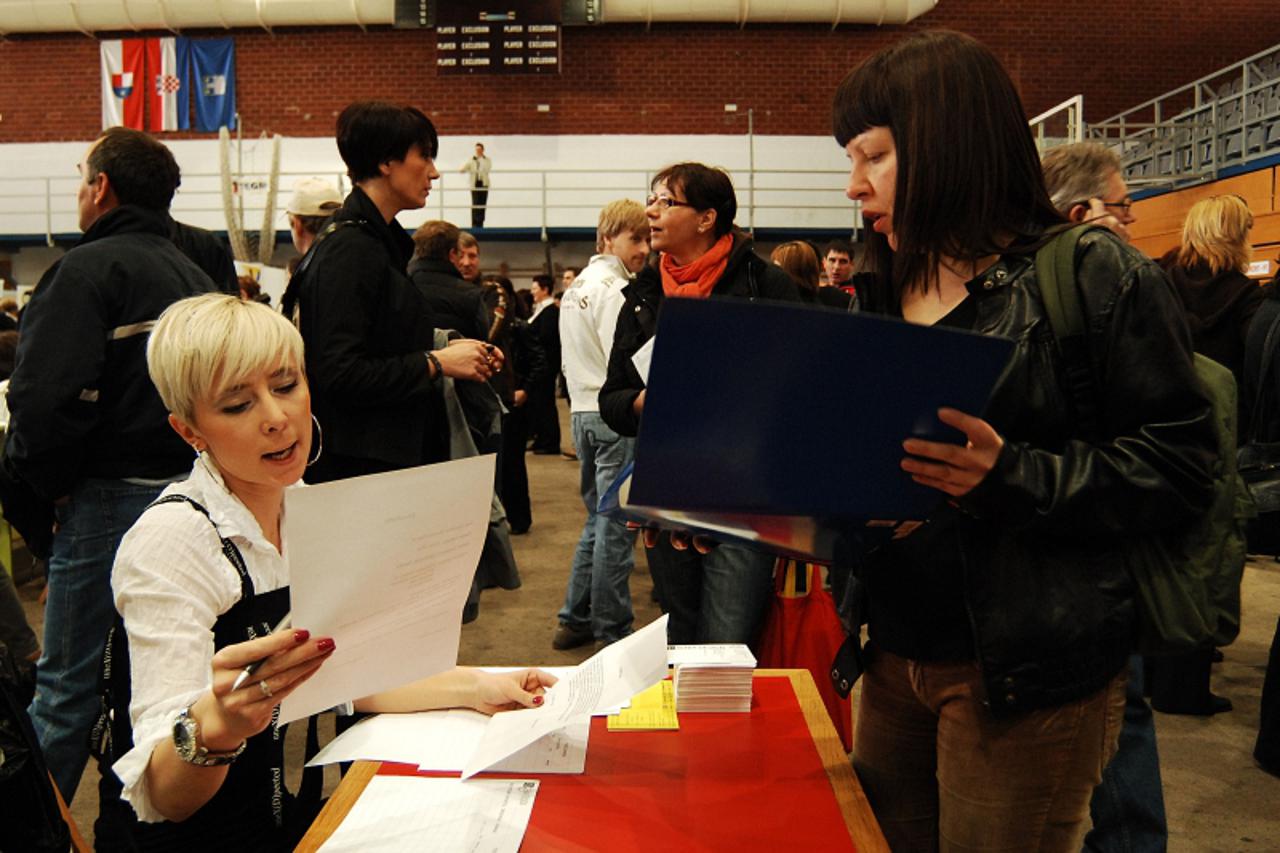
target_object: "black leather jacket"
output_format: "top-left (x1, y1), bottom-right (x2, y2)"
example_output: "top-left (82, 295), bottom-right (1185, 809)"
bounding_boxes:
top-left (867, 229), bottom-right (1216, 714)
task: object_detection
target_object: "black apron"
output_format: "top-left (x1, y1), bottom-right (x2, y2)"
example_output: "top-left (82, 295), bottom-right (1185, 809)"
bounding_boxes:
top-left (92, 495), bottom-right (322, 852)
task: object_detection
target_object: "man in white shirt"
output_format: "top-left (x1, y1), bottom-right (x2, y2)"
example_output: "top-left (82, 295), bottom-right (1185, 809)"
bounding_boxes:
top-left (460, 142), bottom-right (492, 228)
top-left (552, 200), bottom-right (650, 650)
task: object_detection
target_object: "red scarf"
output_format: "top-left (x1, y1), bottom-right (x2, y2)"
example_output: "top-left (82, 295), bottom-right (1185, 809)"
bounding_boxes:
top-left (660, 234), bottom-right (734, 299)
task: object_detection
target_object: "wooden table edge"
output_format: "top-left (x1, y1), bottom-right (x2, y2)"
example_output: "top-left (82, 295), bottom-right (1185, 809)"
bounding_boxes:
top-left (295, 669), bottom-right (888, 853)
top-left (755, 668), bottom-right (889, 853)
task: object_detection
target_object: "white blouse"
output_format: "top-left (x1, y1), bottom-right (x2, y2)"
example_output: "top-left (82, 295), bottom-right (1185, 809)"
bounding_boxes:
top-left (110, 455), bottom-right (292, 822)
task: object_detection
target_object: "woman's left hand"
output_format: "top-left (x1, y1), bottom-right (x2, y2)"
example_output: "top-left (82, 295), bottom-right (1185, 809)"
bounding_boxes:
top-left (900, 407), bottom-right (1004, 497)
top-left (470, 668), bottom-right (558, 715)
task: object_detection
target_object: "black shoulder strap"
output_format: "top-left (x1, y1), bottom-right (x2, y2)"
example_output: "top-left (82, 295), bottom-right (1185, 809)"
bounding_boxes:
top-left (147, 494), bottom-right (253, 600)
top-left (281, 218), bottom-right (371, 321)
top-left (90, 493), bottom-right (255, 768)
top-left (1035, 224), bottom-right (1104, 438)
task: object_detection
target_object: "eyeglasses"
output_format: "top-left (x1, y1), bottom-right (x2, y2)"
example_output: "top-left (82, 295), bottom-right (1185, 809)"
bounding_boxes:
top-left (646, 195), bottom-right (696, 211)
top-left (1100, 199), bottom-right (1134, 213)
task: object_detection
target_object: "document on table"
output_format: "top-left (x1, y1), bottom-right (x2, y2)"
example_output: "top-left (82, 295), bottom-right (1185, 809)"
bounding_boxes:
top-left (607, 680), bottom-right (678, 731)
top-left (279, 457), bottom-right (495, 724)
top-left (305, 707), bottom-right (589, 774)
top-left (318, 776), bottom-right (538, 853)
top-left (462, 614), bottom-right (670, 778)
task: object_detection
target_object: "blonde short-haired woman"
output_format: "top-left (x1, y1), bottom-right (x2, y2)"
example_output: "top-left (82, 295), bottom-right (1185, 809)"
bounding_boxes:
top-left (94, 293), bottom-right (554, 851)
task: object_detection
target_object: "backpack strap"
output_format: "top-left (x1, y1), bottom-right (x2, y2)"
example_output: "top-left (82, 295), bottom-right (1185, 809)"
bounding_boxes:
top-left (1034, 224), bottom-right (1105, 438)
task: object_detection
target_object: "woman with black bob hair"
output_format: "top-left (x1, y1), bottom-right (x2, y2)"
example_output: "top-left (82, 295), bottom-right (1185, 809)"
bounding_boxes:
top-left (284, 101), bottom-right (499, 485)
top-left (598, 162), bottom-right (798, 647)
top-left (832, 31), bottom-right (1216, 849)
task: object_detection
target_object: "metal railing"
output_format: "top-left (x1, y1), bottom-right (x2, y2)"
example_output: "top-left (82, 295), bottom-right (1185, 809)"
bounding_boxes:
top-left (1087, 41), bottom-right (1280, 188)
top-left (1028, 96), bottom-right (1085, 154)
top-left (0, 166), bottom-right (862, 248)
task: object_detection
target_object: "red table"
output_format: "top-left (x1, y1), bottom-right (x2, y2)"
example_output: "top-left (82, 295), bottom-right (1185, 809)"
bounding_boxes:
top-left (298, 670), bottom-right (887, 852)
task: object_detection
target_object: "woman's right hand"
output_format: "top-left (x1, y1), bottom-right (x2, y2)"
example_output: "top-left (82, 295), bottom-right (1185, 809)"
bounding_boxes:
top-left (436, 340), bottom-right (502, 383)
top-left (190, 628), bottom-right (335, 751)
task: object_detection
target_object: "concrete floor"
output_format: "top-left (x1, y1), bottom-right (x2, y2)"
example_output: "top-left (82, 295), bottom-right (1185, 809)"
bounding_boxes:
top-left (18, 400), bottom-right (1280, 850)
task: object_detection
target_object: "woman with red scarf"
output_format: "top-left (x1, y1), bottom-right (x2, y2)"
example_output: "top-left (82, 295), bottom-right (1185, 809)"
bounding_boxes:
top-left (598, 162), bottom-right (799, 646)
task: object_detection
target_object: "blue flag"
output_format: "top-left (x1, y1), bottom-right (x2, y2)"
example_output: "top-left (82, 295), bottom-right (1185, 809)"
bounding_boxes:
top-left (174, 37), bottom-right (192, 131)
top-left (190, 38), bottom-right (236, 132)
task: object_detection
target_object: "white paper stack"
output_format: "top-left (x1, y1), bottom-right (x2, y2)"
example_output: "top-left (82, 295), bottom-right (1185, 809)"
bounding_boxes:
top-left (667, 644), bottom-right (756, 713)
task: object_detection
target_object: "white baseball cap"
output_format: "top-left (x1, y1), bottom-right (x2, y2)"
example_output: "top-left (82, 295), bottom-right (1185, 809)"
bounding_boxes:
top-left (286, 178), bottom-right (342, 217)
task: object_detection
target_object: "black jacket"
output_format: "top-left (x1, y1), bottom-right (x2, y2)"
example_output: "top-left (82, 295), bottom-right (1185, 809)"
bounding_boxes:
top-left (407, 256), bottom-right (489, 341)
top-left (165, 214), bottom-right (239, 294)
top-left (865, 230), bottom-right (1216, 713)
top-left (5, 205), bottom-right (219, 499)
top-left (1161, 258), bottom-right (1263, 384)
top-left (528, 302), bottom-right (561, 389)
top-left (288, 187), bottom-right (441, 469)
top-left (599, 231), bottom-right (800, 436)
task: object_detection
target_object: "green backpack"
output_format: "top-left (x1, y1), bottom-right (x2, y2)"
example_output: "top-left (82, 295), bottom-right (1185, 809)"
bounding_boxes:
top-left (1035, 224), bottom-right (1251, 655)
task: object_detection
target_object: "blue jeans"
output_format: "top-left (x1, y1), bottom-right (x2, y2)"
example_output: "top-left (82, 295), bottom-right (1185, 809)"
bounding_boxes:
top-left (647, 534), bottom-right (774, 646)
top-left (557, 412), bottom-right (637, 643)
top-left (1084, 655), bottom-right (1168, 852)
top-left (29, 478), bottom-right (162, 803)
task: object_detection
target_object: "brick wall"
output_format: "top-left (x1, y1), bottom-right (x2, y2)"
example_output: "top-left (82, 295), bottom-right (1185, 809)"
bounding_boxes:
top-left (2, 2), bottom-right (1278, 143)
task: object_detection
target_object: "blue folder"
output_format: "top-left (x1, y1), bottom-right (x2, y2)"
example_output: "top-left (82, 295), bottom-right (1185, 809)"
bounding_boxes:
top-left (606, 298), bottom-right (1015, 562)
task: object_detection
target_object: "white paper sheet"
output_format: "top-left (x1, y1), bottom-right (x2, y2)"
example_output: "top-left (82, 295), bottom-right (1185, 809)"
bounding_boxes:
top-left (280, 457), bottom-right (495, 724)
top-left (667, 644), bottom-right (757, 667)
top-left (317, 777), bottom-right (538, 853)
top-left (461, 615), bottom-right (669, 779)
top-left (631, 337), bottom-right (654, 385)
top-left (305, 707), bottom-right (589, 774)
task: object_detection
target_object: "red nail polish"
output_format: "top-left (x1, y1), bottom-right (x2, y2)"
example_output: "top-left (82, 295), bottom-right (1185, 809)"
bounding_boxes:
top-left (533, 695), bottom-right (544, 706)
top-left (294, 629), bottom-right (310, 643)
top-left (317, 638), bottom-right (335, 653)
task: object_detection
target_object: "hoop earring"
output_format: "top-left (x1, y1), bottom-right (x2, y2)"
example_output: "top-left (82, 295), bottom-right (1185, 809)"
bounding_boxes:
top-left (307, 414), bottom-right (323, 467)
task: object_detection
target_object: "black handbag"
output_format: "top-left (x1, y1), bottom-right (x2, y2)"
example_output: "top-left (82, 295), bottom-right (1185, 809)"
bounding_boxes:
top-left (1240, 309), bottom-right (1280, 556)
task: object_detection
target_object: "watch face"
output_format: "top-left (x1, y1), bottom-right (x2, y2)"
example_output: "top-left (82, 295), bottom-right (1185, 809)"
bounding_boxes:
top-left (173, 711), bottom-right (198, 761)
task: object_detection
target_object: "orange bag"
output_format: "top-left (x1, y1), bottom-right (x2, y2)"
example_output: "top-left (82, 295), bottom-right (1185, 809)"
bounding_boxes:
top-left (757, 559), bottom-right (853, 752)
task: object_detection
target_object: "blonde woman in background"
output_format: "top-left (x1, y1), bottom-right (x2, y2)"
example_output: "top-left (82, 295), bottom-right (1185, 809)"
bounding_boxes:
top-left (1150, 194), bottom-right (1262, 718)
top-left (1161, 194), bottom-right (1263, 412)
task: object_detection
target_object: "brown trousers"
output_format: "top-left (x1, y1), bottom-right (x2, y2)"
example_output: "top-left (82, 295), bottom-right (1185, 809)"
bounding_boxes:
top-left (853, 649), bottom-right (1127, 852)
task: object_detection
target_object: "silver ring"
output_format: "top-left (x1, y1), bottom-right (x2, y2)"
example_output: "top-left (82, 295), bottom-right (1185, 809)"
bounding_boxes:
top-left (259, 679), bottom-right (273, 698)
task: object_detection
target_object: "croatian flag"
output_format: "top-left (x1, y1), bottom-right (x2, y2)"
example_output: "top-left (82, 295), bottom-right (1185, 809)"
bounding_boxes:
top-left (190, 38), bottom-right (237, 132)
top-left (101, 39), bottom-right (146, 130)
top-left (148, 37), bottom-right (190, 132)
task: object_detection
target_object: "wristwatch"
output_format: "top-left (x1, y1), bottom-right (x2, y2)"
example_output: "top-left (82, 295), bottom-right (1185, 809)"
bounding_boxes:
top-left (172, 706), bottom-right (246, 766)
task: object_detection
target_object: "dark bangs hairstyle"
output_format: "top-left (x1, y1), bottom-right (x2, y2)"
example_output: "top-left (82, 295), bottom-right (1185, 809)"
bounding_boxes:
top-left (337, 101), bottom-right (440, 183)
top-left (832, 30), bottom-right (1063, 303)
top-left (651, 163), bottom-right (737, 238)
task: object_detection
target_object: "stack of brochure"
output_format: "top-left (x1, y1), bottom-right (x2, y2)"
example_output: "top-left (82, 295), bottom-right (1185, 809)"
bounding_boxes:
top-left (668, 644), bottom-right (757, 713)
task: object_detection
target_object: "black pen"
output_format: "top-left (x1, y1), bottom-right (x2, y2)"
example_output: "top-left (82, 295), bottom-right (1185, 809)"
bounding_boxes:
top-left (231, 612), bottom-right (292, 692)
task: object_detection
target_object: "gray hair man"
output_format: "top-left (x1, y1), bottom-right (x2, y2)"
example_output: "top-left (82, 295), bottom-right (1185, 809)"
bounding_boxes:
top-left (1042, 140), bottom-right (1161, 851)
top-left (1041, 142), bottom-right (1137, 242)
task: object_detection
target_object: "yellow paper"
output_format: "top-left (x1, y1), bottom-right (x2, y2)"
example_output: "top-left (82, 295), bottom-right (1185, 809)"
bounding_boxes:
top-left (607, 680), bottom-right (679, 731)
